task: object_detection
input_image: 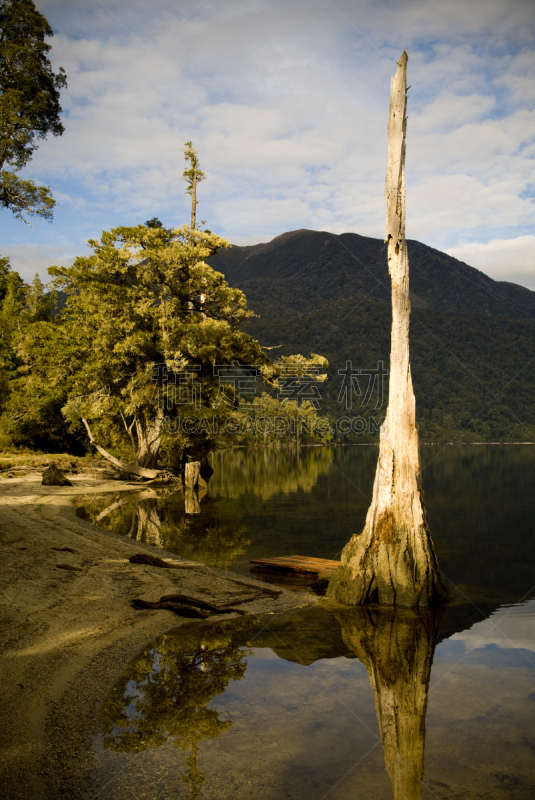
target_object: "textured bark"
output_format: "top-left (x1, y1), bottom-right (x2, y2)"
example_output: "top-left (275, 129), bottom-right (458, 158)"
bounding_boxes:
top-left (185, 461), bottom-right (201, 490)
top-left (134, 407), bottom-right (165, 469)
top-left (327, 52), bottom-right (449, 608)
top-left (335, 607), bottom-right (440, 800)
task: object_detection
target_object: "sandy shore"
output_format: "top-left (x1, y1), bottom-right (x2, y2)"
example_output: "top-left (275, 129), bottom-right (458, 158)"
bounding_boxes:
top-left (0, 470), bottom-right (311, 800)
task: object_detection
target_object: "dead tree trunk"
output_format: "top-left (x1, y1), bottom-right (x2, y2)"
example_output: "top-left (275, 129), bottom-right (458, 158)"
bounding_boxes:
top-left (335, 607), bottom-right (440, 800)
top-left (81, 417), bottom-right (161, 479)
top-left (327, 51), bottom-right (449, 608)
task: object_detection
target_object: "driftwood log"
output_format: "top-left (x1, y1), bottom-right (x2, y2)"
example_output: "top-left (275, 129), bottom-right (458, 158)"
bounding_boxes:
top-left (327, 52), bottom-right (449, 608)
top-left (131, 593), bottom-right (247, 618)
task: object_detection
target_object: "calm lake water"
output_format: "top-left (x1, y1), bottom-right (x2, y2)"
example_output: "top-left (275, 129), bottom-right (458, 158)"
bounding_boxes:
top-left (76, 446), bottom-right (535, 799)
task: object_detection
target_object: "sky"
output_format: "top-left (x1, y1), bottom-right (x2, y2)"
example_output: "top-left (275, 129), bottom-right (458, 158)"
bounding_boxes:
top-left (3, 0), bottom-right (535, 289)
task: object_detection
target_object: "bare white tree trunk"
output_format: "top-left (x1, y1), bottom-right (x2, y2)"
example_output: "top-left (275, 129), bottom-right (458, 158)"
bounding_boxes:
top-left (327, 51), bottom-right (449, 608)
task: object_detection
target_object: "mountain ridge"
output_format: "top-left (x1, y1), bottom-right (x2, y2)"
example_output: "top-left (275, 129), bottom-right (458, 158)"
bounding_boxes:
top-left (209, 228), bottom-right (535, 442)
top-left (209, 229), bottom-right (535, 321)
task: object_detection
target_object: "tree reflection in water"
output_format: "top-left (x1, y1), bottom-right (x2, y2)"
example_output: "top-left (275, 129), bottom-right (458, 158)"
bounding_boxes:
top-left (335, 605), bottom-right (440, 800)
top-left (99, 606), bottom-right (442, 799)
top-left (209, 446), bottom-right (335, 500)
top-left (99, 621), bottom-right (252, 799)
top-left (75, 488), bottom-right (250, 568)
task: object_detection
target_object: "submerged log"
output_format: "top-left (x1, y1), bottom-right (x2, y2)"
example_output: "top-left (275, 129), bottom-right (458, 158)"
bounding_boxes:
top-left (327, 51), bottom-right (449, 608)
top-left (42, 462), bottom-right (72, 486)
top-left (335, 606), bottom-right (440, 800)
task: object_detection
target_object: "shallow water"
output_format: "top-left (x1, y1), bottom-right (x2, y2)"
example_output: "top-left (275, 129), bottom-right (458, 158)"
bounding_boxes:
top-left (75, 445), bottom-right (535, 604)
top-left (76, 446), bottom-right (535, 798)
top-left (85, 600), bottom-right (535, 799)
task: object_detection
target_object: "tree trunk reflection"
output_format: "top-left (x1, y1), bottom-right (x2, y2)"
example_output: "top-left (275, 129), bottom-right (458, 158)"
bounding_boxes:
top-left (334, 606), bottom-right (441, 800)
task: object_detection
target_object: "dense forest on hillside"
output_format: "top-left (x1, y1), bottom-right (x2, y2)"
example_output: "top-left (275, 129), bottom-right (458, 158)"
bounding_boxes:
top-left (209, 229), bottom-right (535, 443)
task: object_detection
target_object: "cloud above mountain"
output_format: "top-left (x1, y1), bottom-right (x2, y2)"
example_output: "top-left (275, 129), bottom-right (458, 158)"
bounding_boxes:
top-left (3, 0), bottom-right (535, 289)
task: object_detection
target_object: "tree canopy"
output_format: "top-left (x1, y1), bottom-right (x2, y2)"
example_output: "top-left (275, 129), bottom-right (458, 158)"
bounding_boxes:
top-left (12, 223), bottom-right (282, 474)
top-left (0, 0), bottom-right (67, 220)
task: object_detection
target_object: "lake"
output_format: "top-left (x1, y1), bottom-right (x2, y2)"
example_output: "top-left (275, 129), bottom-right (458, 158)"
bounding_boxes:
top-left (75, 445), bottom-right (535, 799)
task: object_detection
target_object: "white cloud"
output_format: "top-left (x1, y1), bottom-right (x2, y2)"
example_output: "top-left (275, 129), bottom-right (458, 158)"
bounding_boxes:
top-left (0, 0), bottom-right (531, 288)
top-left (446, 235), bottom-right (535, 289)
top-left (2, 245), bottom-right (80, 284)
top-left (450, 597), bottom-right (535, 654)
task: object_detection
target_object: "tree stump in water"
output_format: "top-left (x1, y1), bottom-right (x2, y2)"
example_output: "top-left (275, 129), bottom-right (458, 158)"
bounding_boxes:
top-left (327, 51), bottom-right (449, 608)
top-left (184, 461), bottom-right (201, 514)
top-left (185, 461), bottom-right (200, 490)
top-left (42, 462), bottom-right (72, 486)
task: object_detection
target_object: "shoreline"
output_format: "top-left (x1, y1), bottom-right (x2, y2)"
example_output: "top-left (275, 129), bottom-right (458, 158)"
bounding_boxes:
top-left (0, 471), bottom-right (313, 800)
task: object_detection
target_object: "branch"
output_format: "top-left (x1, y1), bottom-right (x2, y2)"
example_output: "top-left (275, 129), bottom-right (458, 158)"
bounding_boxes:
top-left (80, 416), bottom-right (161, 479)
top-left (113, 398), bottom-right (137, 459)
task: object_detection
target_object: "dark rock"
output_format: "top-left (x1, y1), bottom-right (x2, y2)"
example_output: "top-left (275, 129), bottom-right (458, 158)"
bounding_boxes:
top-left (42, 462), bottom-right (72, 486)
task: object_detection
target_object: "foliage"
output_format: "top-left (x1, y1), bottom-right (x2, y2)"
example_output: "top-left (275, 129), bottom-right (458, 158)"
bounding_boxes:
top-left (241, 391), bottom-right (332, 446)
top-left (0, 257), bottom-right (75, 451)
top-left (0, 170), bottom-right (54, 220)
top-left (12, 224), bottom-right (278, 467)
top-left (0, 0), bottom-right (67, 220)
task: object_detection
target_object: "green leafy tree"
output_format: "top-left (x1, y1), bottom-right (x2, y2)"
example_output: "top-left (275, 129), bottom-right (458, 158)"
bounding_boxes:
top-left (14, 224), bottom-right (278, 474)
top-left (0, 255), bottom-right (20, 412)
top-left (0, 0), bottom-right (67, 221)
top-left (0, 259), bottom-right (72, 451)
top-left (244, 391), bottom-right (332, 447)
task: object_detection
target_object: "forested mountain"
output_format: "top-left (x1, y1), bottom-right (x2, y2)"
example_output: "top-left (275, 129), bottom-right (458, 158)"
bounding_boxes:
top-left (209, 229), bottom-right (535, 442)
top-left (210, 229), bottom-right (535, 319)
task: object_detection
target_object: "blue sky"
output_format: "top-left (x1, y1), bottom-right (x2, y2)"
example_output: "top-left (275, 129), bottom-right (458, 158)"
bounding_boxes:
top-left (3, 0), bottom-right (535, 289)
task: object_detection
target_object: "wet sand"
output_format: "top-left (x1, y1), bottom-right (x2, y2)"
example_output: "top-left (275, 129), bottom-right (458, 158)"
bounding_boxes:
top-left (0, 469), bottom-right (312, 800)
